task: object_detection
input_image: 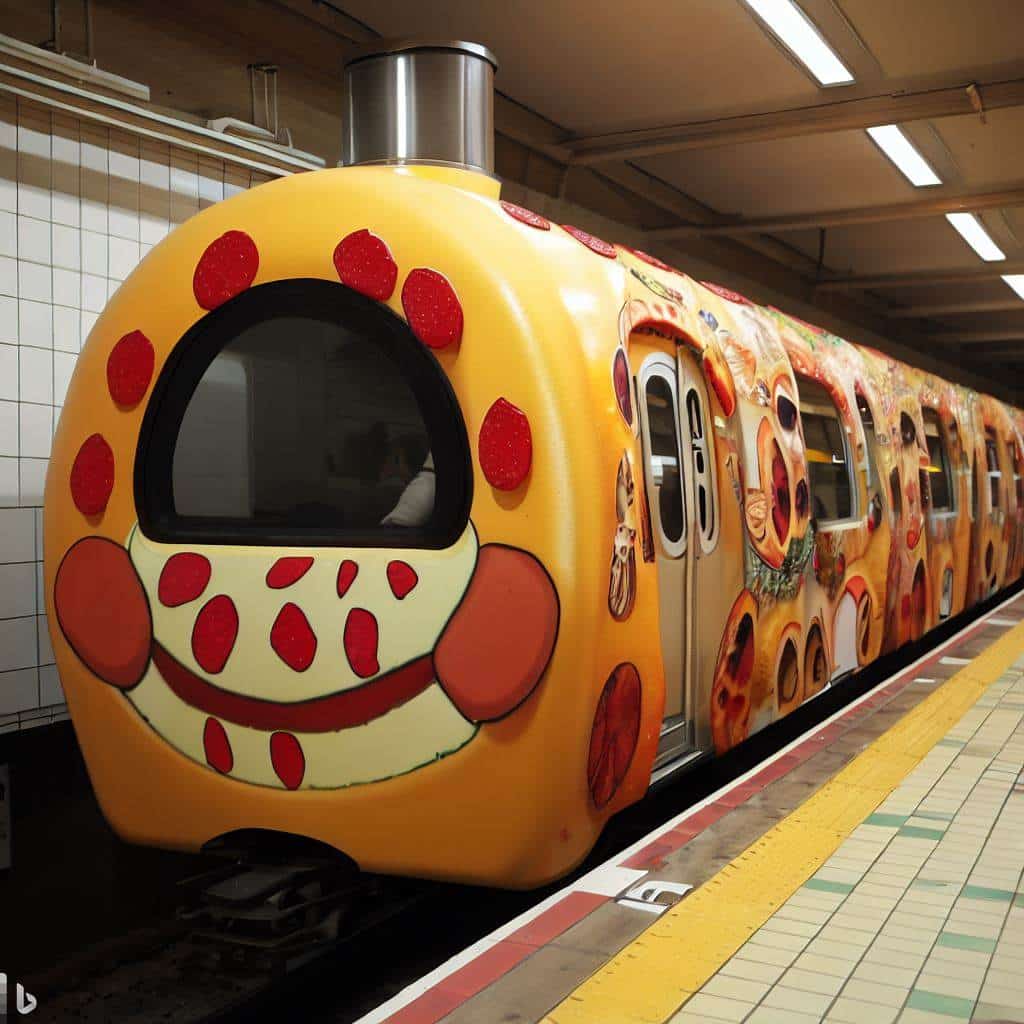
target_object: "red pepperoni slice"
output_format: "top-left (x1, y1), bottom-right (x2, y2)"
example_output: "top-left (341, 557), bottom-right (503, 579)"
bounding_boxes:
top-left (626, 247), bottom-right (675, 273)
top-left (587, 664), bottom-right (641, 809)
top-left (266, 556), bottom-right (314, 589)
top-left (158, 552), bottom-right (212, 607)
top-left (561, 225), bottom-right (617, 259)
top-left (70, 433), bottom-right (115, 517)
top-left (333, 229), bottom-right (398, 301)
top-left (270, 602), bottom-right (317, 672)
top-left (613, 349), bottom-right (633, 427)
top-left (701, 280), bottom-right (752, 305)
top-left (336, 559), bottom-right (359, 598)
top-left (193, 230), bottom-right (259, 310)
top-left (191, 595), bottom-right (238, 674)
top-left (344, 607), bottom-right (379, 678)
top-left (106, 330), bottom-right (155, 407)
top-left (270, 732), bottom-right (305, 790)
top-left (203, 717), bottom-right (233, 774)
top-left (401, 268), bottom-right (463, 349)
top-left (478, 397), bottom-right (532, 491)
top-left (386, 560), bottom-right (418, 599)
top-left (500, 200), bottom-right (551, 230)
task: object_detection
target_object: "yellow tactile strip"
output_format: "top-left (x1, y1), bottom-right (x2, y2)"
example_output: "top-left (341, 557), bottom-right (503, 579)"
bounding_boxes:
top-left (542, 619), bottom-right (1024, 1024)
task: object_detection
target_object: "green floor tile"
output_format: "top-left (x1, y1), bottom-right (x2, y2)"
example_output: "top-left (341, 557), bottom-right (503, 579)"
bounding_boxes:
top-left (865, 813), bottom-right (909, 828)
top-left (906, 988), bottom-right (975, 1018)
top-left (936, 931), bottom-right (997, 953)
top-left (914, 810), bottom-right (955, 822)
top-left (897, 825), bottom-right (946, 840)
top-left (937, 738), bottom-right (966, 748)
top-left (962, 884), bottom-right (1015, 903)
top-left (804, 877), bottom-right (855, 895)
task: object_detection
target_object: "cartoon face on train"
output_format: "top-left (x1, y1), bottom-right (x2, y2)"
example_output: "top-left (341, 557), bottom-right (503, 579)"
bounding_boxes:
top-left (49, 218), bottom-right (560, 793)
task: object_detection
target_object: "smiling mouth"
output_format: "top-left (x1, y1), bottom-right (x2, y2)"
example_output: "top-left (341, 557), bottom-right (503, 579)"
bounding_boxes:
top-left (151, 643), bottom-right (438, 733)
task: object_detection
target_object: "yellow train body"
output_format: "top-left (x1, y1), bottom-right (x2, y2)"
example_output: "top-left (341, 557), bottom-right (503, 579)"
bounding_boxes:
top-left (44, 164), bottom-right (1024, 888)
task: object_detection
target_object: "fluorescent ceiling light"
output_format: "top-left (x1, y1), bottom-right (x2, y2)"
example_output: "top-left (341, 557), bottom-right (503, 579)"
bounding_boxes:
top-left (1003, 275), bottom-right (1024, 301)
top-left (743, 0), bottom-right (854, 85)
top-left (866, 125), bottom-right (942, 186)
top-left (946, 213), bottom-right (1006, 262)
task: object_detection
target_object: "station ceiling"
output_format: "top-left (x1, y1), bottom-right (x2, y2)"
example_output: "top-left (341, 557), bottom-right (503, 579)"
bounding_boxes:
top-left (2, 0), bottom-right (1022, 399)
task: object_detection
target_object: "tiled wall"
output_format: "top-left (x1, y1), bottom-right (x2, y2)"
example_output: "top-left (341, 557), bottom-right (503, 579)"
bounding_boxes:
top-left (0, 93), bottom-right (276, 733)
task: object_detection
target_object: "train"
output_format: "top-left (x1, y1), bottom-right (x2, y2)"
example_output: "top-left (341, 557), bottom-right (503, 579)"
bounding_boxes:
top-left (44, 40), bottom-right (1024, 890)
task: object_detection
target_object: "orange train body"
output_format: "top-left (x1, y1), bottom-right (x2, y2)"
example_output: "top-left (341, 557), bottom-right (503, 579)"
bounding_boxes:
top-left (44, 165), bottom-right (1024, 889)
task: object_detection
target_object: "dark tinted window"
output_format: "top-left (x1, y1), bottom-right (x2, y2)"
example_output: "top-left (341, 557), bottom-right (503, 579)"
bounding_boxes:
top-left (985, 430), bottom-right (1001, 511)
top-left (797, 375), bottom-right (854, 522)
top-left (923, 408), bottom-right (953, 512)
top-left (645, 374), bottom-right (684, 544)
top-left (137, 279), bottom-right (471, 548)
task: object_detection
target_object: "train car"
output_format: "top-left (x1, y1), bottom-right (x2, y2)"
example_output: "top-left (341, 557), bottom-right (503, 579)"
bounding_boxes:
top-left (43, 41), bottom-right (1024, 889)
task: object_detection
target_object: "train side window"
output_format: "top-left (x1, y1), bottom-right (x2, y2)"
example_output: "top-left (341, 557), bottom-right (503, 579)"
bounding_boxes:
top-left (855, 390), bottom-right (875, 488)
top-left (796, 375), bottom-right (855, 524)
top-left (645, 375), bottom-right (685, 544)
top-left (985, 429), bottom-right (1002, 511)
top-left (136, 278), bottom-right (472, 548)
top-left (1006, 440), bottom-right (1023, 511)
top-left (922, 408), bottom-right (954, 512)
top-left (686, 388), bottom-right (716, 548)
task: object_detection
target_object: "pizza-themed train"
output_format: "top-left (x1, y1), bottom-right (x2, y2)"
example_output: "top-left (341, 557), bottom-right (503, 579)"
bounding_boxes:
top-left (44, 42), bottom-right (1024, 889)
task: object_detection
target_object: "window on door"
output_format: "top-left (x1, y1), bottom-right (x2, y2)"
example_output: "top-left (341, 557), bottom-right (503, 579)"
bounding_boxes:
top-left (922, 408), bottom-right (954, 513)
top-left (644, 374), bottom-right (685, 544)
top-left (796, 375), bottom-right (855, 524)
top-left (985, 429), bottom-right (1002, 512)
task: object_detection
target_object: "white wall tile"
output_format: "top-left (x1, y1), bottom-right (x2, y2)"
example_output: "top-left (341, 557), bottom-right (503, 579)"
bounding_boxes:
top-left (0, 455), bottom-right (16, 506)
top-left (0, 562), bottom-right (36, 616)
top-left (82, 272), bottom-right (106, 312)
top-left (51, 405), bottom-right (62, 439)
top-left (18, 402), bottom-right (51, 458)
top-left (0, 398), bottom-right (15, 456)
top-left (17, 108), bottom-right (51, 222)
top-left (51, 223), bottom-right (80, 270)
top-left (81, 230), bottom-right (107, 276)
top-left (109, 235), bottom-right (140, 280)
top-left (52, 305), bottom-right (81, 353)
top-left (53, 351), bottom-right (75, 405)
top-left (0, 254), bottom-right (14, 295)
top-left (80, 309), bottom-right (98, 342)
top-left (52, 267), bottom-right (80, 308)
top-left (39, 663), bottom-right (63, 706)
top-left (0, 209), bottom-right (14, 257)
top-left (0, 507), bottom-right (34, 562)
top-left (19, 457), bottom-right (46, 506)
top-left (80, 127), bottom-right (108, 234)
top-left (17, 215), bottom-right (50, 264)
top-left (36, 614), bottom-right (54, 664)
top-left (18, 299), bottom-right (52, 349)
top-left (34, 561), bottom-right (43, 609)
top-left (0, 294), bottom-right (15, 343)
top-left (0, 105), bottom-right (15, 214)
top-left (0, 343), bottom-right (15, 399)
top-left (18, 345), bottom-right (51, 403)
top-left (0, 667), bottom-right (39, 714)
top-left (17, 260), bottom-right (51, 303)
top-left (0, 620), bottom-right (36, 673)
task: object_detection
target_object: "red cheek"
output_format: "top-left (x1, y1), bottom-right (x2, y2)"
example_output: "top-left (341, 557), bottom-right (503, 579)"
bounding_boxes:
top-left (433, 545), bottom-right (559, 722)
top-left (54, 537), bottom-right (152, 688)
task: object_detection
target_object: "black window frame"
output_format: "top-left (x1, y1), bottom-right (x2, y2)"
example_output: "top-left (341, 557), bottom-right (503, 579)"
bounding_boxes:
top-left (922, 407), bottom-right (955, 514)
top-left (795, 373), bottom-right (857, 526)
top-left (135, 277), bottom-right (473, 550)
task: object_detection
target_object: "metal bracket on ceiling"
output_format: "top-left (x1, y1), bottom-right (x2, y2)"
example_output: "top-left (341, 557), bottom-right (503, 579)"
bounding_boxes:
top-left (966, 83), bottom-right (987, 125)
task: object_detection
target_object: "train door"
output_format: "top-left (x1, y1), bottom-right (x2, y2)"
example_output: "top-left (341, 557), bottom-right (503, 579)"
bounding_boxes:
top-left (637, 354), bottom-right (698, 768)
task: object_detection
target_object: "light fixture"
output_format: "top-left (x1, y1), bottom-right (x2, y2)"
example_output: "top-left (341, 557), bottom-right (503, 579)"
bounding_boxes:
top-left (742, 0), bottom-right (854, 86)
top-left (865, 125), bottom-right (942, 187)
top-left (946, 213), bottom-right (1006, 262)
top-left (1003, 275), bottom-right (1024, 301)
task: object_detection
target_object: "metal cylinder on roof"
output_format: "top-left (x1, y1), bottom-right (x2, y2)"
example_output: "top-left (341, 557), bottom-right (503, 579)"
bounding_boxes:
top-left (342, 39), bottom-right (498, 176)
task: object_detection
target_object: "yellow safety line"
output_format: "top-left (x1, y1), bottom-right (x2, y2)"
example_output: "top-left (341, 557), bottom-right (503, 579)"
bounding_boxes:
top-left (543, 618), bottom-right (1024, 1024)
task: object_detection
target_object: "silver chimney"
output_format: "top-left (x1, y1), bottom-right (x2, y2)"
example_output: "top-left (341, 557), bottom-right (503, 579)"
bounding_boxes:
top-left (342, 39), bottom-right (498, 176)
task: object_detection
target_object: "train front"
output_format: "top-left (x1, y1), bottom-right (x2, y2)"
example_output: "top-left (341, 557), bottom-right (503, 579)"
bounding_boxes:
top-left (42, 40), bottom-right (658, 889)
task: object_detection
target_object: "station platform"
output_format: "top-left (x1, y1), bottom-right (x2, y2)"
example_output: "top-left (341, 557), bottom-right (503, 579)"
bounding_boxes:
top-left (357, 592), bottom-right (1024, 1024)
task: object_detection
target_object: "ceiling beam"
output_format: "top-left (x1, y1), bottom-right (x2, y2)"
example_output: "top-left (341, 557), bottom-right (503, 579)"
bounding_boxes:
top-left (817, 261), bottom-right (1024, 292)
top-left (565, 77), bottom-right (1024, 166)
top-left (887, 298), bottom-right (1024, 318)
top-left (927, 330), bottom-right (1024, 343)
top-left (648, 185), bottom-right (1024, 240)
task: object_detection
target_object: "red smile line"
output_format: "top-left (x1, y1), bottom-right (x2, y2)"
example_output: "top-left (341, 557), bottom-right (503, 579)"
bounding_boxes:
top-left (151, 643), bottom-right (437, 733)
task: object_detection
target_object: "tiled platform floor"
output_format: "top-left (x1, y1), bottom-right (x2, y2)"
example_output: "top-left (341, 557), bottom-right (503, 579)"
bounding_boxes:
top-left (670, 664), bottom-right (1024, 1024)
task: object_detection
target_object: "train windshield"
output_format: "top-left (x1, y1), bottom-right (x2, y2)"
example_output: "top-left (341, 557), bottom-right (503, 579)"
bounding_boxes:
top-left (136, 279), bottom-right (471, 549)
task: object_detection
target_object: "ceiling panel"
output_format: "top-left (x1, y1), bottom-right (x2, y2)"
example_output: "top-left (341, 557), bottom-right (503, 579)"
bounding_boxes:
top-left (638, 129), bottom-right (921, 219)
top-left (336, 0), bottom-right (828, 134)
top-left (932, 108), bottom-right (1024, 190)
top-left (840, 0), bottom-right (1024, 81)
